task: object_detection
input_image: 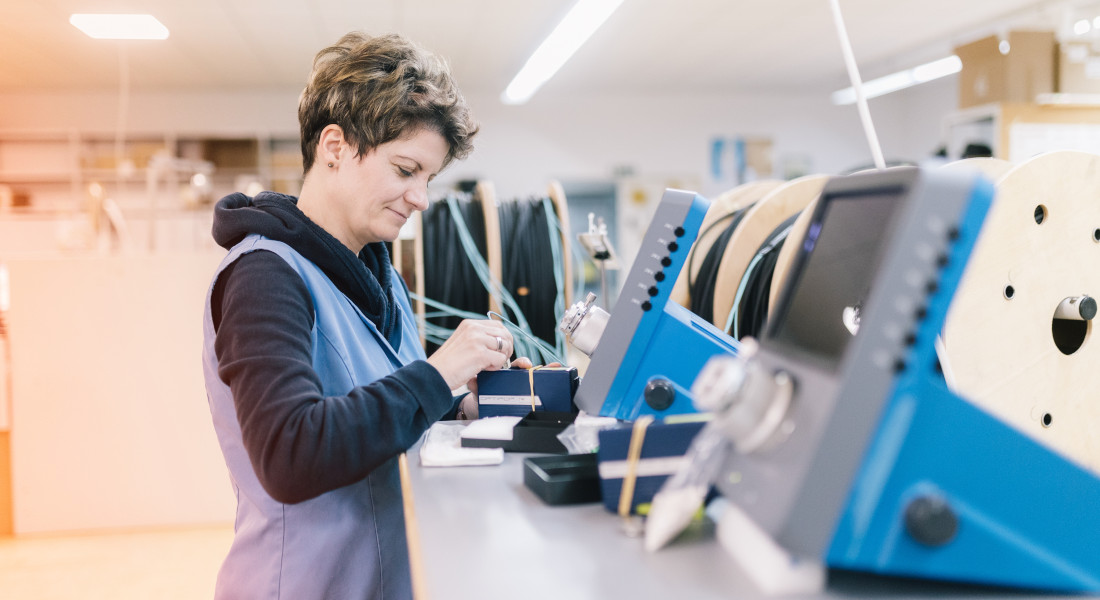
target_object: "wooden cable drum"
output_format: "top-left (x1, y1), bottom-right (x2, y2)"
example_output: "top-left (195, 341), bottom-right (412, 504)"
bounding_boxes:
top-left (547, 180), bottom-right (574, 305)
top-left (939, 156), bottom-right (1015, 181)
top-left (476, 180), bottom-right (504, 316)
top-left (712, 174), bottom-right (829, 336)
top-left (412, 209), bottom-right (427, 347)
top-left (409, 181), bottom-right (569, 356)
top-left (942, 150), bottom-right (1100, 472)
top-left (670, 179), bottom-right (783, 309)
top-left (767, 195), bottom-right (819, 309)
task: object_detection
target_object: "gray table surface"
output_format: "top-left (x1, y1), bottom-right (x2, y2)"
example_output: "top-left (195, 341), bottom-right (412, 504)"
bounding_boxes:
top-left (405, 447), bottom-right (1076, 600)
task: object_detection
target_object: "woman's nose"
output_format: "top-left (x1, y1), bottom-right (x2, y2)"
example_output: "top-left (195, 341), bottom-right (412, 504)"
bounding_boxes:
top-left (405, 184), bottom-right (429, 211)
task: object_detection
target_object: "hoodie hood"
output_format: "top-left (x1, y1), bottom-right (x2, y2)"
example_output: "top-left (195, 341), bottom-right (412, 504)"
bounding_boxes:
top-left (213, 191), bottom-right (401, 348)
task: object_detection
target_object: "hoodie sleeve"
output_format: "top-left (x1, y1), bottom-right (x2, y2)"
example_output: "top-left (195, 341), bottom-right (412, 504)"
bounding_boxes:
top-left (211, 250), bottom-right (454, 504)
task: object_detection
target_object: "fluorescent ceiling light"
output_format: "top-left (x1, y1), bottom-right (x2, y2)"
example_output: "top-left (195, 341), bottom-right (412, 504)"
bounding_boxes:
top-left (501, 0), bottom-right (624, 105)
top-left (70, 14), bottom-right (169, 40)
top-left (831, 55), bottom-right (961, 105)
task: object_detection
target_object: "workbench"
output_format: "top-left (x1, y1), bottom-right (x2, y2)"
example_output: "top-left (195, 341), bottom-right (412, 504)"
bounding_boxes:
top-left (405, 449), bottom-right (1061, 600)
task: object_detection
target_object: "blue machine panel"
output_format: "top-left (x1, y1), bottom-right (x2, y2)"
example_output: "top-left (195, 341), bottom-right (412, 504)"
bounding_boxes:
top-left (572, 189), bottom-right (740, 421)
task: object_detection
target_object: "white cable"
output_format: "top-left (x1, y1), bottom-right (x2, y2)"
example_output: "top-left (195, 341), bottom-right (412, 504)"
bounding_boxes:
top-left (827, 0), bottom-right (886, 171)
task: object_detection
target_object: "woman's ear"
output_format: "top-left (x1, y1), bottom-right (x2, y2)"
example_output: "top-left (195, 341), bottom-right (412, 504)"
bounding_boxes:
top-left (318, 124), bottom-right (347, 166)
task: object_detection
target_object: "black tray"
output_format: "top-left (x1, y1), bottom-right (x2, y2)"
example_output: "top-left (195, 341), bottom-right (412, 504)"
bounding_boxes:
top-left (461, 411), bottom-right (575, 454)
top-left (523, 453), bottom-right (602, 505)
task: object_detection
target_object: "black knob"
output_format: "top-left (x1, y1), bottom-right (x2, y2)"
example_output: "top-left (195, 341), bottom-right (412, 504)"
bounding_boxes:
top-left (904, 495), bottom-right (958, 547)
top-left (641, 301), bottom-right (652, 311)
top-left (1081, 296), bottom-right (1098, 321)
top-left (668, 241), bottom-right (679, 252)
top-left (654, 271), bottom-right (666, 282)
top-left (648, 286), bottom-right (659, 297)
top-left (644, 379), bottom-right (676, 411)
top-left (661, 257), bottom-right (672, 267)
top-left (674, 226), bottom-right (685, 237)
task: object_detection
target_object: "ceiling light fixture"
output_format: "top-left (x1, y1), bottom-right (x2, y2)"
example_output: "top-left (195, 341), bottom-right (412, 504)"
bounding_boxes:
top-left (501, 0), bottom-right (625, 105)
top-left (70, 14), bottom-right (169, 40)
top-left (831, 55), bottom-right (962, 105)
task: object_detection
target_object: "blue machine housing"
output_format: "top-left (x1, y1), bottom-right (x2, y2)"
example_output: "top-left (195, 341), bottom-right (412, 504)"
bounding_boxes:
top-left (571, 189), bottom-right (740, 422)
top-left (825, 181), bottom-right (1100, 590)
top-left (716, 167), bottom-right (1100, 592)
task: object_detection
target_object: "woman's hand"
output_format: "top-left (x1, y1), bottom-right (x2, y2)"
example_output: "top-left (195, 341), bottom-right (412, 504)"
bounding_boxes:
top-left (426, 319), bottom-right (515, 391)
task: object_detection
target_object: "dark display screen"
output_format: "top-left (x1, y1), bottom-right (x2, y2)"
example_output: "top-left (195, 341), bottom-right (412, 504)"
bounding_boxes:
top-left (766, 189), bottom-right (902, 370)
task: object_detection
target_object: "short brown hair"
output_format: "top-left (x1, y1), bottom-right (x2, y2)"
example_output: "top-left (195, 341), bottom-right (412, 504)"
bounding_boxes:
top-left (298, 32), bottom-right (478, 173)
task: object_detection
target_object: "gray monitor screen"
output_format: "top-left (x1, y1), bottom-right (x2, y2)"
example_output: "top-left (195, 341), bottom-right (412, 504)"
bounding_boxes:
top-left (766, 189), bottom-right (902, 370)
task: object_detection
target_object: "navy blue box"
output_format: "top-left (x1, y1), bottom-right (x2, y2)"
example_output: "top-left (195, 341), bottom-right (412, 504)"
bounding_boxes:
top-left (596, 418), bottom-right (707, 515)
top-left (477, 366), bottom-right (579, 418)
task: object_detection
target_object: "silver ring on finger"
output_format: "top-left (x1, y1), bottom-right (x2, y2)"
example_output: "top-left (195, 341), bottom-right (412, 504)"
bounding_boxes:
top-left (495, 336), bottom-right (503, 352)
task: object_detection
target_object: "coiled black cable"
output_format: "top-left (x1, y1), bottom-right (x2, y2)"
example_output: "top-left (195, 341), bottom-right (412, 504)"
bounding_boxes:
top-left (498, 197), bottom-right (561, 349)
top-left (688, 206), bottom-right (753, 323)
top-left (730, 212), bottom-right (801, 340)
top-left (421, 194), bottom-right (489, 353)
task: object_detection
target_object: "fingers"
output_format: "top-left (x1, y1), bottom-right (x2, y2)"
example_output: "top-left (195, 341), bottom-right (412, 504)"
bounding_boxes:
top-left (426, 318), bottom-right (516, 390)
top-left (502, 358), bottom-right (560, 370)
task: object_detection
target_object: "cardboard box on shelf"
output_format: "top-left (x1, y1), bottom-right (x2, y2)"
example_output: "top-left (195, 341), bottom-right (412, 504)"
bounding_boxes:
top-left (80, 142), bottom-right (167, 171)
top-left (1059, 42), bottom-right (1100, 95)
top-left (955, 31), bottom-right (1057, 108)
top-left (201, 139), bottom-right (259, 170)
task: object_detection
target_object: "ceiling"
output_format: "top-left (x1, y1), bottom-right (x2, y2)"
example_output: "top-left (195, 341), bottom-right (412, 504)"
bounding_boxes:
top-left (0, 0), bottom-right (1085, 98)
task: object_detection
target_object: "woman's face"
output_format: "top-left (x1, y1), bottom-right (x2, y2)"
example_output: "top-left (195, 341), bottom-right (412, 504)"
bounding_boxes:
top-left (328, 127), bottom-right (448, 250)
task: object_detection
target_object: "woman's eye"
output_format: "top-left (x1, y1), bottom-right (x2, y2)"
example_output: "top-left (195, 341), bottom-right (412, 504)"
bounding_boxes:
top-left (397, 167), bottom-right (414, 177)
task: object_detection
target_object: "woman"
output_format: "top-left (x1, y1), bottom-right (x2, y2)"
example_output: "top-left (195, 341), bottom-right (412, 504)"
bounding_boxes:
top-left (201, 32), bottom-right (518, 599)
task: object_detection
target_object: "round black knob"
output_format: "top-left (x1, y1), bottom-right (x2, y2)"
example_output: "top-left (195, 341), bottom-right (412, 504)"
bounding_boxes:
top-left (904, 495), bottom-right (958, 547)
top-left (1080, 296), bottom-right (1098, 321)
top-left (644, 379), bottom-right (676, 411)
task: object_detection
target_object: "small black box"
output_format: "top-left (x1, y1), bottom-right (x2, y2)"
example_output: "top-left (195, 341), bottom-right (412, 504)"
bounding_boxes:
top-left (523, 453), bottom-right (602, 505)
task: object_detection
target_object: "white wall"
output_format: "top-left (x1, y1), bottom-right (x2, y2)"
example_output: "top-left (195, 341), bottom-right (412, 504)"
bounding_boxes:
top-left (462, 91), bottom-right (868, 198)
top-left (0, 81), bottom-right (964, 201)
top-left (867, 75), bottom-right (961, 164)
top-left (6, 252), bottom-right (234, 534)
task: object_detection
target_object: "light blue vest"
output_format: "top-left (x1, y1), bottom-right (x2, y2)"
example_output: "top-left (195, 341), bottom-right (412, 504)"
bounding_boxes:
top-left (202, 234), bottom-right (425, 599)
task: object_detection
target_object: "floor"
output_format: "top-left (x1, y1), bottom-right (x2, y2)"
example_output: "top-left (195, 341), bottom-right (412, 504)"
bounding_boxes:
top-left (0, 525), bottom-right (233, 599)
